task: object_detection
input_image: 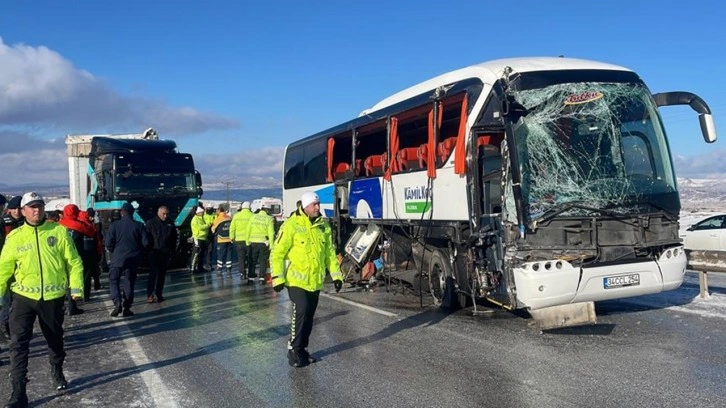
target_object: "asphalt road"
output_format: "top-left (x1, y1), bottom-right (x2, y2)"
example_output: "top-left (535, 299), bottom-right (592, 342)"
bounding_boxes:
top-left (0, 269), bottom-right (724, 407)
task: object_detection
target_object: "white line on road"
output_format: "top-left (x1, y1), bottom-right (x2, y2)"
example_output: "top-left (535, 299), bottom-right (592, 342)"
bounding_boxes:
top-left (321, 293), bottom-right (398, 317)
top-left (104, 300), bottom-right (180, 408)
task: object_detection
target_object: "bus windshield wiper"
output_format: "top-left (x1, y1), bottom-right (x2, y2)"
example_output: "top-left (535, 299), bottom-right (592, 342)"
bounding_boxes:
top-left (535, 201), bottom-right (625, 224)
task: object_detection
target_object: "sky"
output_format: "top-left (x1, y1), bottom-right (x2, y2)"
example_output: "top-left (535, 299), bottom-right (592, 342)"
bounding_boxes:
top-left (1, 0), bottom-right (725, 189)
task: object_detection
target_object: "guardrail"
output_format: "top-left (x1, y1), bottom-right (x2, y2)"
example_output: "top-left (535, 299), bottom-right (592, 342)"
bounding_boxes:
top-left (685, 249), bottom-right (726, 298)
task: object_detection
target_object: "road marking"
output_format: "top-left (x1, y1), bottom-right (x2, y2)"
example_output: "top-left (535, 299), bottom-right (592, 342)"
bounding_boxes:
top-left (321, 293), bottom-right (398, 317)
top-left (105, 300), bottom-right (180, 408)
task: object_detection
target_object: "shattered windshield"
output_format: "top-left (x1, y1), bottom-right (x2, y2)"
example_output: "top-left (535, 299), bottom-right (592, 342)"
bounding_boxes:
top-left (510, 82), bottom-right (677, 222)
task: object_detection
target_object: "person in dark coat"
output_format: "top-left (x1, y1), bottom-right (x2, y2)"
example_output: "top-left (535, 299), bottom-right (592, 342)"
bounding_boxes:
top-left (78, 210), bottom-right (101, 299)
top-left (1, 196), bottom-right (23, 342)
top-left (84, 208), bottom-right (104, 290)
top-left (145, 205), bottom-right (177, 303)
top-left (58, 204), bottom-right (95, 315)
top-left (105, 203), bottom-right (148, 317)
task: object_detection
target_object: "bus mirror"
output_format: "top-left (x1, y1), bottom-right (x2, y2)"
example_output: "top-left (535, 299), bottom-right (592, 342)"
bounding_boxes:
top-left (653, 91), bottom-right (717, 143)
top-left (699, 114), bottom-right (717, 143)
top-left (195, 171), bottom-right (203, 187)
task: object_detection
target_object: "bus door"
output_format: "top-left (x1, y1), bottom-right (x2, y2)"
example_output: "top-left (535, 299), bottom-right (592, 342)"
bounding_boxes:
top-left (475, 133), bottom-right (505, 215)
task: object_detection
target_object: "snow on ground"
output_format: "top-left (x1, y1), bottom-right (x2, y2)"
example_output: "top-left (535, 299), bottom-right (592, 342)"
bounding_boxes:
top-left (623, 272), bottom-right (726, 320)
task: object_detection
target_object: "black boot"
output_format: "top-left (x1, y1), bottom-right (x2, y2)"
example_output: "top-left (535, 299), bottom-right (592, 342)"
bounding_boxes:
top-left (51, 364), bottom-right (68, 390)
top-left (287, 349), bottom-right (308, 368)
top-left (110, 303), bottom-right (122, 317)
top-left (300, 349), bottom-right (318, 364)
top-left (4, 379), bottom-right (28, 408)
top-left (122, 307), bottom-right (134, 317)
top-left (68, 301), bottom-right (84, 316)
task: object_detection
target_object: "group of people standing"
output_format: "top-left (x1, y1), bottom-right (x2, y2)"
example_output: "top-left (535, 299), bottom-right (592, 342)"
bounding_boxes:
top-left (191, 201), bottom-right (276, 285)
top-left (0, 194), bottom-right (176, 407)
top-left (0, 190), bottom-right (346, 406)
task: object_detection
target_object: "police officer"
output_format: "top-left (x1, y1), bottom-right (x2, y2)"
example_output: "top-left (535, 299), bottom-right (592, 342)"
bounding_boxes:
top-left (229, 201), bottom-right (253, 278)
top-left (0, 192), bottom-right (84, 406)
top-left (190, 206), bottom-right (211, 274)
top-left (270, 191), bottom-right (343, 367)
top-left (245, 203), bottom-right (275, 284)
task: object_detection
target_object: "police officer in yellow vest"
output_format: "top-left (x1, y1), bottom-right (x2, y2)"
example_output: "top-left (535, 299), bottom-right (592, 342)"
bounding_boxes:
top-left (0, 192), bottom-right (84, 406)
top-left (244, 203), bottom-right (275, 284)
top-left (270, 191), bottom-right (343, 367)
top-left (190, 206), bottom-right (211, 274)
top-left (229, 201), bottom-right (253, 278)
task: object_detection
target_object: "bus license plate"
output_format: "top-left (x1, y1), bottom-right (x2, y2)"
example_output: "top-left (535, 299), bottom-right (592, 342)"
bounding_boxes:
top-left (603, 274), bottom-right (640, 289)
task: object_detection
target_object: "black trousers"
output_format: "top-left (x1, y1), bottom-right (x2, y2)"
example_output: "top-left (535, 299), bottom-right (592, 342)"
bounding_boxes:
top-left (191, 240), bottom-right (208, 273)
top-left (109, 266), bottom-right (138, 307)
top-left (147, 251), bottom-right (170, 297)
top-left (8, 295), bottom-right (66, 383)
top-left (287, 286), bottom-right (320, 352)
top-left (235, 242), bottom-right (247, 276)
top-left (247, 243), bottom-right (268, 278)
top-left (82, 254), bottom-right (98, 300)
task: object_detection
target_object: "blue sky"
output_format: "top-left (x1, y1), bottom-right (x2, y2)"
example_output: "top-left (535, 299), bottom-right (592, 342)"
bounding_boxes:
top-left (1, 0), bottom-right (724, 188)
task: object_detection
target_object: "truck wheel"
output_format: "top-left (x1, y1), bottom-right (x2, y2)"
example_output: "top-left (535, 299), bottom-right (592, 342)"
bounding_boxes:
top-left (429, 249), bottom-right (461, 310)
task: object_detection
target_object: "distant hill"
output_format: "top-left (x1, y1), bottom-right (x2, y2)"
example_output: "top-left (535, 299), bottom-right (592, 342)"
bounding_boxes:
top-left (200, 187), bottom-right (281, 202)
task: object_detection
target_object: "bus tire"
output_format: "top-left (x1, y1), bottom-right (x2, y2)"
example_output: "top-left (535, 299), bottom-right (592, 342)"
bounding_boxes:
top-left (429, 249), bottom-right (461, 310)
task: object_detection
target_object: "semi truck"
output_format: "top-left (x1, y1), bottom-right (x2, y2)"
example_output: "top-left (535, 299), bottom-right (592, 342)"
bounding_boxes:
top-left (65, 128), bottom-right (203, 262)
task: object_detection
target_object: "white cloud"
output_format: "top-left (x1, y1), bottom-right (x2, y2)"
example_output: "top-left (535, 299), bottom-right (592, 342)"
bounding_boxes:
top-left (0, 37), bottom-right (238, 135)
top-left (0, 130), bottom-right (283, 189)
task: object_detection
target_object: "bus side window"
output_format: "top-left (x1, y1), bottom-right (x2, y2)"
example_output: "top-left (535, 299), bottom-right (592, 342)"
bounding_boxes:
top-left (397, 147), bottom-right (420, 171)
top-left (437, 136), bottom-right (458, 163)
top-left (334, 162), bottom-right (351, 180)
top-left (479, 135), bottom-right (503, 214)
top-left (418, 143), bottom-right (430, 168)
top-left (364, 154), bottom-right (386, 177)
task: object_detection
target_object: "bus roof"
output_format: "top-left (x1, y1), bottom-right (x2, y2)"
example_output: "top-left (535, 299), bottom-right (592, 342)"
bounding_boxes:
top-left (361, 57), bottom-right (631, 115)
top-left (286, 57), bottom-right (633, 150)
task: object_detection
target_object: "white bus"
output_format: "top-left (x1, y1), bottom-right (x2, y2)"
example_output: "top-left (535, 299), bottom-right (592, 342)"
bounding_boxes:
top-left (282, 57), bottom-right (717, 328)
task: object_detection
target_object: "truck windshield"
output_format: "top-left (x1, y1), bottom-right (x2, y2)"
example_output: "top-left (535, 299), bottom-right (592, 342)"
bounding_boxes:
top-left (114, 172), bottom-right (197, 196)
top-left (510, 81), bottom-right (678, 221)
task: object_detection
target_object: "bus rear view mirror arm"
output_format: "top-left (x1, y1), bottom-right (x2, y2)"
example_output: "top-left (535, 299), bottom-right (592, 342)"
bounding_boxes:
top-left (653, 91), bottom-right (717, 143)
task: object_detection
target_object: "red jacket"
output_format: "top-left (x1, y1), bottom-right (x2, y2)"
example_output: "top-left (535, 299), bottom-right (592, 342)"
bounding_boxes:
top-left (59, 204), bottom-right (96, 237)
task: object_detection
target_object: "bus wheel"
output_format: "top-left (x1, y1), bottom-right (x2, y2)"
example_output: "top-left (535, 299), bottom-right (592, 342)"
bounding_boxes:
top-left (429, 249), bottom-right (460, 310)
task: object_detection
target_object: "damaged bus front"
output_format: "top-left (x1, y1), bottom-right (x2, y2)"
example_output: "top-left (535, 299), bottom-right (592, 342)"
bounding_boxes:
top-left (483, 67), bottom-right (717, 327)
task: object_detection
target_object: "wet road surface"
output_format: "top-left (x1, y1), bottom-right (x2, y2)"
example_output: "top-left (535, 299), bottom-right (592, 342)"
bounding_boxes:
top-left (0, 270), bottom-right (724, 407)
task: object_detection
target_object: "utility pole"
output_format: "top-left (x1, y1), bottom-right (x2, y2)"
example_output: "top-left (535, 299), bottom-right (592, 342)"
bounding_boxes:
top-left (220, 175), bottom-right (236, 212)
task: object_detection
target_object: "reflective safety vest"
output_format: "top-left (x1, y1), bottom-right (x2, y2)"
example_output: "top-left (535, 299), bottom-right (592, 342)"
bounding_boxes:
top-left (212, 213), bottom-right (232, 244)
top-left (229, 209), bottom-right (253, 243)
top-left (191, 214), bottom-right (211, 240)
top-left (0, 221), bottom-right (84, 301)
top-left (245, 211), bottom-right (275, 247)
top-left (270, 211), bottom-right (341, 292)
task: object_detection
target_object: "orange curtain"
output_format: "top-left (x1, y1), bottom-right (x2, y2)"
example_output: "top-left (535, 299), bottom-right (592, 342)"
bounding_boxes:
top-left (427, 103), bottom-right (442, 179)
top-left (326, 137), bottom-right (335, 182)
top-left (454, 96), bottom-right (469, 175)
top-left (384, 117), bottom-right (399, 181)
